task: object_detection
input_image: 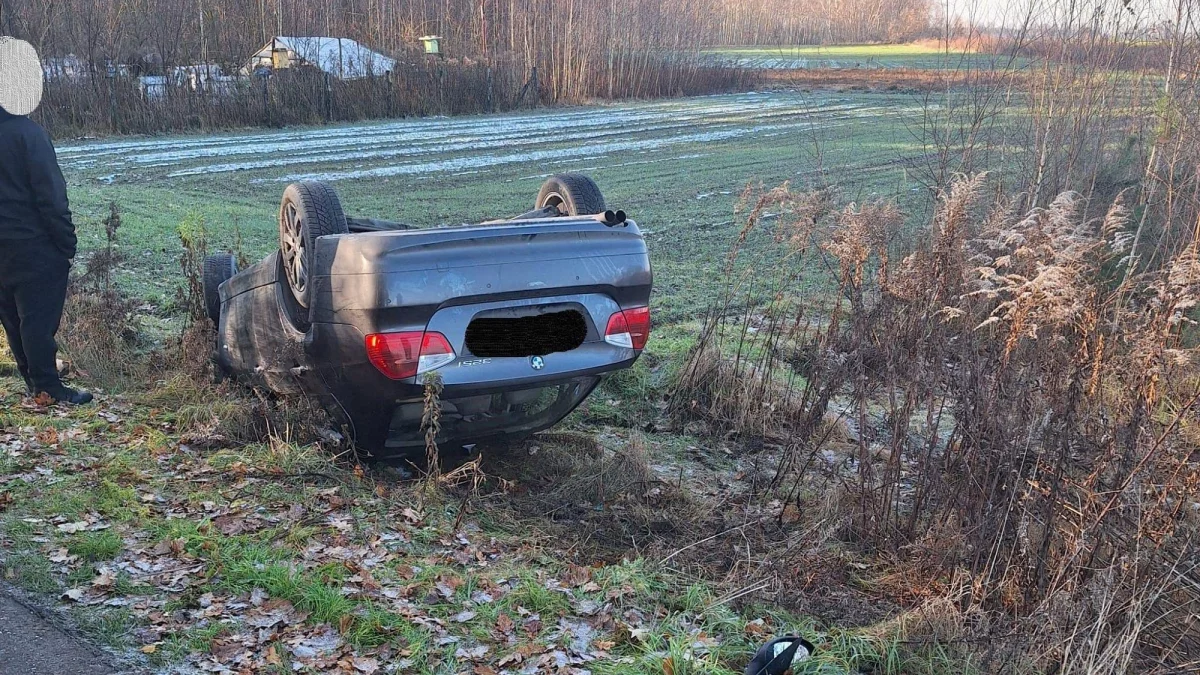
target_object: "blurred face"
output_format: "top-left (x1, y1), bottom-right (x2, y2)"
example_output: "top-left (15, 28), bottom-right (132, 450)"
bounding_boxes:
top-left (0, 37), bottom-right (44, 116)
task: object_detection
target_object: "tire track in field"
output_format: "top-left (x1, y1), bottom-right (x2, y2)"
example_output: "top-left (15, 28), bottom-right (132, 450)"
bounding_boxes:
top-left (58, 92), bottom-right (923, 184)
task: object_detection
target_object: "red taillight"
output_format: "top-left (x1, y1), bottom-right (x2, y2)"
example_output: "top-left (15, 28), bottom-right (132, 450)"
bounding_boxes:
top-left (604, 306), bottom-right (650, 350)
top-left (365, 331), bottom-right (456, 380)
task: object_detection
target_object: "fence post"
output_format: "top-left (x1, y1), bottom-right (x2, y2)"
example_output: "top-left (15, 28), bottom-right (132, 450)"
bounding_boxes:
top-left (386, 69), bottom-right (394, 118)
top-left (438, 64), bottom-right (446, 113)
top-left (262, 76), bottom-right (269, 126)
top-left (324, 72), bottom-right (332, 122)
top-left (530, 66), bottom-right (539, 107)
top-left (486, 65), bottom-right (494, 113)
top-left (108, 78), bottom-right (117, 134)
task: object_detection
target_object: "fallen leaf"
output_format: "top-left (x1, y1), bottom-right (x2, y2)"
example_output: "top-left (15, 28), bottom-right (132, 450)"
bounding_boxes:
top-left (744, 618), bottom-right (769, 636)
top-left (213, 515), bottom-right (248, 536)
top-left (289, 627), bottom-right (343, 658)
top-left (455, 645), bottom-right (489, 661)
top-left (140, 645), bottom-right (157, 654)
top-left (92, 569), bottom-right (117, 588)
top-left (452, 610), bottom-right (477, 623)
top-left (436, 575), bottom-right (463, 600)
top-left (48, 548), bottom-right (78, 564)
top-left (495, 613), bottom-right (514, 634)
top-left (352, 656), bottom-right (379, 674)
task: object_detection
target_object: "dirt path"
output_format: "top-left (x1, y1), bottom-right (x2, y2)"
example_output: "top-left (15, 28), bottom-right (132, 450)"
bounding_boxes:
top-left (0, 590), bottom-right (119, 675)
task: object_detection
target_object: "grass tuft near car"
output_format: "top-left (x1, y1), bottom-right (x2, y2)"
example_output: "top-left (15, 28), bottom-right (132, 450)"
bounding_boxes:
top-left (202, 174), bottom-right (652, 459)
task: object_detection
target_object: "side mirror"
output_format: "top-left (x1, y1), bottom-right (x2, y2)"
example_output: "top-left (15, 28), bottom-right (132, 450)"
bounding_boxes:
top-left (745, 635), bottom-right (815, 675)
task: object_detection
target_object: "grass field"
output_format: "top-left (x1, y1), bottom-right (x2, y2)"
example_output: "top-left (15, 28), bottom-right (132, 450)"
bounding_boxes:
top-left (62, 90), bottom-right (940, 324)
top-left (704, 43), bottom-right (1019, 70)
top-left (0, 89), bottom-right (1003, 673)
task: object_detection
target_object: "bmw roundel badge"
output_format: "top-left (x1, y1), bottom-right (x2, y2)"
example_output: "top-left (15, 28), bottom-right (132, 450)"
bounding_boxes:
top-left (530, 356), bottom-right (545, 370)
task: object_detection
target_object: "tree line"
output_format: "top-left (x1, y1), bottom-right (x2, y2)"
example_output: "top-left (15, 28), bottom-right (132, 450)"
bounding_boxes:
top-left (0, 0), bottom-right (934, 76)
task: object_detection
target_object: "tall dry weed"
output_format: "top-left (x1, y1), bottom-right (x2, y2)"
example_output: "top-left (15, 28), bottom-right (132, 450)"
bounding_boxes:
top-left (674, 175), bottom-right (1200, 671)
top-left (58, 202), bottom-right (145, 388)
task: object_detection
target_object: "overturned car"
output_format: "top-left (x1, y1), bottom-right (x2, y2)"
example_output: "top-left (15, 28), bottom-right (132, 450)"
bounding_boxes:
top-left (202, 174), bottom-right (652, 459)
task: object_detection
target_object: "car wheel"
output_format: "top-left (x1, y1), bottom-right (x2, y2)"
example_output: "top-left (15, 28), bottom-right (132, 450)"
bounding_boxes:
top-left (279, 181), bottom-right (349, 309)
top-left (202, 252), bottom-right (238, 325)
top-left (535, 173), bottom-right (606, 216)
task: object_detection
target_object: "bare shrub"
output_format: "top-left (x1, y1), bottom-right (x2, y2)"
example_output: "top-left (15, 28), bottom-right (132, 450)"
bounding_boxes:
top-left (58, 202), bottom-right (144, 388)
top-left (170, 212), bottom-right (223, 380)
top-left (674, 176), bottom-right (1200, 670)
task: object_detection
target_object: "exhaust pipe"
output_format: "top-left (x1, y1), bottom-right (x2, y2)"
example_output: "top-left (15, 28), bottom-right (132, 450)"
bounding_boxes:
top-left (600, 210), bottom-right (628, 227)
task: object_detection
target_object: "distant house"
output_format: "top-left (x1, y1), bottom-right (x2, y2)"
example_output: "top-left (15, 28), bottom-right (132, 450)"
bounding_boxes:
top-left (170, 64), bottom-right (239, 96)
top-left (43, 54), bottom-right (86, 81)
top-left (137, 75), bottom-right (168, 100)
top-left (245, 37), bottom-right (395, 80)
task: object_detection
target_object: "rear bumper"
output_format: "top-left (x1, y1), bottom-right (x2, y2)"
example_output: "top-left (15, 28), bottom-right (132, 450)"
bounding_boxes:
top-left (306, 321), bottom-right (634, 457)
top-left (380, 375), bottom-right (602, 453)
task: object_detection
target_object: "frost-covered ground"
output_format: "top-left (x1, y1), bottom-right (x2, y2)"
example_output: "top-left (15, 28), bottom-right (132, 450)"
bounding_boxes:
top-left (62, 90), bottom-right (936, 317)
top-left (701, 45), bottom-right (1015, 71)
top-left (58, 92), bottom-right (919, 184)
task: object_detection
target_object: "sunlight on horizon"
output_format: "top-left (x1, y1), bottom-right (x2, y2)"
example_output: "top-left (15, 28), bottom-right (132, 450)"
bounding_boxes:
top-left (949, 0), bottom-right (1177, 27)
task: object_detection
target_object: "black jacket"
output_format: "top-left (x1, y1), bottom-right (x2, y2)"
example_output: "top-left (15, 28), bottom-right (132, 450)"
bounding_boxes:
top-left (0, 107), bottom-right (76, 258)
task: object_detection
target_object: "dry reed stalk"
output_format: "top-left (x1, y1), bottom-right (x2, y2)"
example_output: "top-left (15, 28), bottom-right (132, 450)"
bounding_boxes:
top-left (673, 171), bottom-right (1200, 669)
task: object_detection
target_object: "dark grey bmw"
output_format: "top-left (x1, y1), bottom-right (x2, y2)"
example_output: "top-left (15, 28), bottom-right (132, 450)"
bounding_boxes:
top-left (203, 174), bottom-right (652, 459)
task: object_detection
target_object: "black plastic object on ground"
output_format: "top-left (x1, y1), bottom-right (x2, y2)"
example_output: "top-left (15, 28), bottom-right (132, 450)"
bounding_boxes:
top-left (745, 636), bottom-right (815, 675)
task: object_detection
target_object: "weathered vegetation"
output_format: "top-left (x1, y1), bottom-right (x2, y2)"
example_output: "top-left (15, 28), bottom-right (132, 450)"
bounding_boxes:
top-left (2, 0), bottom-right (1200, 673)
top-left (0, 0), bottom-right (940, 135)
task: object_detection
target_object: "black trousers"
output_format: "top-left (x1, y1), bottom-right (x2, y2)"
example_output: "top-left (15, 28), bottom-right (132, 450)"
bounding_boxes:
top-left (0, 237), bottom-right (70, 394)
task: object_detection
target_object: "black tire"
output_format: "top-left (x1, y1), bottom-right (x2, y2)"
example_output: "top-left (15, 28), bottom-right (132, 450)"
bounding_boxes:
top-left (535, 173), bottom-right (606, 216)
top-left (202, 252), bottom-right (237, 325)
top-left (279, 181), bottom-right (349, 309)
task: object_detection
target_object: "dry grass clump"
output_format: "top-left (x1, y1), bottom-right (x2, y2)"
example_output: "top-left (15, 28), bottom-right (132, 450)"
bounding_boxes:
top-left (674, 175), bottom-right (1200, 671)
top-left (490, 433), bottom-right (703, 558)
top-left (58, 203), bottom-right (146, 389)
top-left (141, 373), bottom-right (254, 443)
top-left (672, 184), bottom-right (835, 442)
top-left (674, 338), bottom-right (807, 441)
top-left (142, 371), bottom-right (334, 450)
top-left (58, 292), bottom-right (143, 387)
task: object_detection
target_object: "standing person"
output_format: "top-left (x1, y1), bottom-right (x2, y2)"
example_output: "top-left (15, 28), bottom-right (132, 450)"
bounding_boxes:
top-left (0, 37), bottom-right (92, 405)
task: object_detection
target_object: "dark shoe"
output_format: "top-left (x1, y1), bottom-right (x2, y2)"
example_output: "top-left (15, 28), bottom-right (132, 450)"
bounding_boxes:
top-left (41, 386), bottom-right (94, 405)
